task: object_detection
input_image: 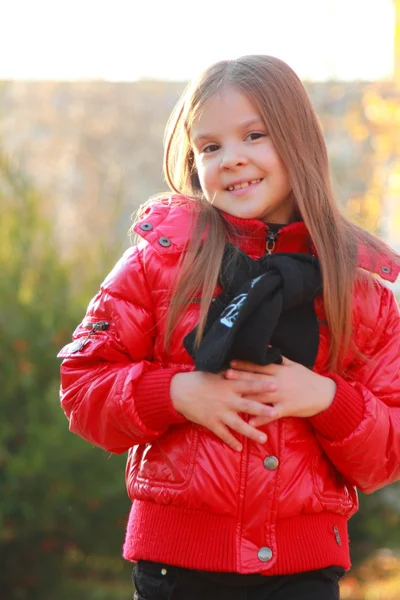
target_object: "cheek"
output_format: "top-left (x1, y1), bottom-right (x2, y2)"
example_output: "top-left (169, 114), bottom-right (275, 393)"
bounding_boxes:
top-left (262, 143), bottom-right (288, 175)
top-left (279, 166), bottom-right (291, 191)
top-left (268, 157), bottom-right (290, 188)
top-left (194, 157), bottom-right (204, 180)
top-left (196, 162), bottom-right (215, 191)
top-left (196, 168), bottom-right (207, 192)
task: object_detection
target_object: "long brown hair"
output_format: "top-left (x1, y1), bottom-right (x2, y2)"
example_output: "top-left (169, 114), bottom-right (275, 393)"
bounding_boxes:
top-left (156, 55), bottom-right (399, 371)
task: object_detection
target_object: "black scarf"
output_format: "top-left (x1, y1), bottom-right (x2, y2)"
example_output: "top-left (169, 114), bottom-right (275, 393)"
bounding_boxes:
top-left (183, 243), bottom-right (322, 373)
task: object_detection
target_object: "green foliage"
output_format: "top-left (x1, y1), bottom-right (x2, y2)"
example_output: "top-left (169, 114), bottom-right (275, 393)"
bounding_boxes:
top-left (0, 153), bottom-right (131, 599)
top-left (349, 485), bottom-right (400, 566)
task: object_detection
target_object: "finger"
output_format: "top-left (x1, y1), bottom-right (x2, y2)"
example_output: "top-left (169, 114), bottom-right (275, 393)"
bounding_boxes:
top-left (225, 369), bottom-right (270, 381)
top-left (233, 379), bottom-right (276, 395)
top-left (230, 360), bottom-right (279, 375)
top-left (231, 396), bottom-right (276, 418)
top-left (248, 416), bottom-right (275, 428)
top-left (280, 355), bottom-right (293, 365)
top-left (249, 404), bottom-right (282, 426)
top-left (224, 413), bottom-right (268, 445)
top-left (242, 390), bottom-right (278, 403)
top-left (211, 423), bottom-right (243, 452)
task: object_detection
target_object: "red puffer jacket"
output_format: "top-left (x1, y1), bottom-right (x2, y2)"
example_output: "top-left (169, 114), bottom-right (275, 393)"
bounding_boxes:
top-left (59, 197), bottom-right (400, 576)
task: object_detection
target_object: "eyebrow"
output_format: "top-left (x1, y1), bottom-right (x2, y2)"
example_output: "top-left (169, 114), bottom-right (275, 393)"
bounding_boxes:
top-left (191, 117), bottom-right (265, 145)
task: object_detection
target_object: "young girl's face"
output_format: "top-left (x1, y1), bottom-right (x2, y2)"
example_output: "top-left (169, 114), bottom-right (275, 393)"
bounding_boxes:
top-left (190, 87), bottom-right (293, 222)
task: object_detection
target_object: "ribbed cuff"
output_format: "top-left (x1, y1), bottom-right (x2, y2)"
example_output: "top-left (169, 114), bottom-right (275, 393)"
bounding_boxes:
top-left (135, 368), bottom-right (188, 431)
top-left (309, 373), bottom-right (365, 441)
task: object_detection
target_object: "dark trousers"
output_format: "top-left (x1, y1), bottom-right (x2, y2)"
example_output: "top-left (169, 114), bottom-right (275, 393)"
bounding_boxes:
top-left (133, 560), bottom-right (344, 600)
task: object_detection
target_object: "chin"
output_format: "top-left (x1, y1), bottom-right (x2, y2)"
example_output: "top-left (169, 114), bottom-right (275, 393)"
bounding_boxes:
top-left (234, 208), bottom-right (266, 220)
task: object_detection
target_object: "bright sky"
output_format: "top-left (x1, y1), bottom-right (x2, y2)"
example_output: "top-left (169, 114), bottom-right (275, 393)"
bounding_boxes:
top-left (1, 0), bottom-right (395, 81)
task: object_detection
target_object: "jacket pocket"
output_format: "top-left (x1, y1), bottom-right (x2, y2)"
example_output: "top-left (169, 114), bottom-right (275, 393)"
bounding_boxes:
top-left (127, 425), bottom-right (200, 501)
top-left (126, 445), bottom-right (144, 494)
top-left (312, 455), bottom-right (358, 515)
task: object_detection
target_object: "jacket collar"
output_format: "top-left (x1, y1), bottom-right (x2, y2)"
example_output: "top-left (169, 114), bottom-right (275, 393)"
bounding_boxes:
top-left (133, 199), bottom-right (400, 283)
top-left (219, 210), bottom-right (311, 257)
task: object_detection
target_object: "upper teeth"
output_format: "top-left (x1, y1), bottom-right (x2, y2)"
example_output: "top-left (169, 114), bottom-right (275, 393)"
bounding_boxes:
top-left (227, 179), bottom-right (261, 191)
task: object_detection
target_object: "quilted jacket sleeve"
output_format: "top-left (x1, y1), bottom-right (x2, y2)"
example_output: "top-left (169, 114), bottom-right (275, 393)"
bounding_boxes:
top-left (309, 283), bottom-right (400, 493)
top-left (58, 245), bottom-right (188, 454)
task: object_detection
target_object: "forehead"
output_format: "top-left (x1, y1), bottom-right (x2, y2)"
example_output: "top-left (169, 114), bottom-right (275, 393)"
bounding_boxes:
top-left (190, 87), bottom-right (264, 140)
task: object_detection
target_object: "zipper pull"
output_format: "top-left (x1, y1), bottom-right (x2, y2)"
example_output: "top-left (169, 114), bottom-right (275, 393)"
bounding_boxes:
top-left (266, 231), bottom-right (278, 255)
top-left (70, 321), bottom-right (109, 353)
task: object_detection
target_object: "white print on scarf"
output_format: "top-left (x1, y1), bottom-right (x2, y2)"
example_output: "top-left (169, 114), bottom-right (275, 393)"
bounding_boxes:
top-left (250, 274), bottom-right (264, 288)
top-left (220, 276), bottom-right (264, 328)
top-left (220, 294), bottom-right (247, 328)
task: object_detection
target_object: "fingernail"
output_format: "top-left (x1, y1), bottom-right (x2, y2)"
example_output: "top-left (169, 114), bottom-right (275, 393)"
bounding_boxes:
top-left (235, 444), bottom-right (243, 452)
top-left (258, 434), bottom-right (267, 443)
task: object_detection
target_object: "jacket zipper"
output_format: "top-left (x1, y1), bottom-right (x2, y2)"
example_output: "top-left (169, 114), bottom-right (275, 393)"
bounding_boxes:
top-left (266, 230), bottom-right (278, 255)
top-left (83, 320), bottom-right (110, 332)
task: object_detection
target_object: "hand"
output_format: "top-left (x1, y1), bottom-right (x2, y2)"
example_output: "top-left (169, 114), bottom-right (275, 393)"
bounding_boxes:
top-left (224, 357), bottom-right (336, 427)
top-left (170, 371), bottom-right (277, 451)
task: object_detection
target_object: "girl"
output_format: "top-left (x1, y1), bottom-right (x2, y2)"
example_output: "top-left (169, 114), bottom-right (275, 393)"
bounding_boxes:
top-left (58, 56), bottom-right (400, 600)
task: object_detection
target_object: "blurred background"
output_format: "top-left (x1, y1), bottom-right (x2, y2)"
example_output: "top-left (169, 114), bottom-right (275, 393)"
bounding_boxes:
top-left (1, 1), bottom-right (400, 598)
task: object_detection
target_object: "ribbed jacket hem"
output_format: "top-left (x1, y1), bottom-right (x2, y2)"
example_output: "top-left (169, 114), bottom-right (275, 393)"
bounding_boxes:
top-left (122, 500), bottom-right (351, 575)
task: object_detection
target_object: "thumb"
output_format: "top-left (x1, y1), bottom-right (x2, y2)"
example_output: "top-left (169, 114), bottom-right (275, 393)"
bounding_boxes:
top-left (280, 355), bottom-right (293, 365)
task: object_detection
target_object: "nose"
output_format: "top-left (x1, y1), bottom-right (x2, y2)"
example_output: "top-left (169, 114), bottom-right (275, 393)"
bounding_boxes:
top-left (220, 146), bottom-right (248, 170)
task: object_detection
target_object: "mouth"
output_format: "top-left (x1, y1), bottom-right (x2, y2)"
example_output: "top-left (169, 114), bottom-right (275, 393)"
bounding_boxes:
top-left (226, 178), bottom-right (263, 191)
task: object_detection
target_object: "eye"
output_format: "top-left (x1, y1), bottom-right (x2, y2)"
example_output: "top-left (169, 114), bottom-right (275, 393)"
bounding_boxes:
top-left (203, 143), bottom-right (220, 154)
top-left (245, 132), bottom-right (266, 141)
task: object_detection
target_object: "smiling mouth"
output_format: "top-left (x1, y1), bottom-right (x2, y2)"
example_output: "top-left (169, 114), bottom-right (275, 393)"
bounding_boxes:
top-left (226, 178), bottom-right (263, 191)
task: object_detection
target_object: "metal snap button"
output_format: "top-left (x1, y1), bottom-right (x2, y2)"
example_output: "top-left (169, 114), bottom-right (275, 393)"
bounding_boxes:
top-left (140, 223), bottom-right (153, 231)
top-left (263, 456), bottom-right (279, 471)
top-left (381, 266), bottom-right (391, 274)
top-left (257, 547), bottom-right (273, 562)
top-left (159, 237), bottom-right (171, 247)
